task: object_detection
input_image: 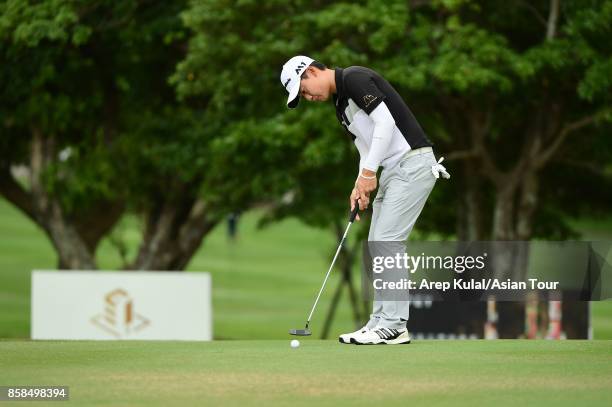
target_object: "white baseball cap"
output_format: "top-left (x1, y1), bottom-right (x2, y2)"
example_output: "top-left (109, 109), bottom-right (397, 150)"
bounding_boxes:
top-left (280, 55), bottom-right (314, 108)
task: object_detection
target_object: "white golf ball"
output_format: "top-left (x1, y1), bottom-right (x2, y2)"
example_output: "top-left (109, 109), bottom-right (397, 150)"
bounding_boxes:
top-left (290, 339), bottom-right (300, 348)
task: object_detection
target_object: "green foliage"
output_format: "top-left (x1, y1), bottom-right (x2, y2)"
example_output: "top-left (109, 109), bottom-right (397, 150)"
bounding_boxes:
top-left (171, 0), bottom-right (611, 237)
top-left (2, 0), bottom-right (610, 244)
top-left (1, 0), bottom-right (194, 215)
top-left (0, 0), bottom-right (91, 46)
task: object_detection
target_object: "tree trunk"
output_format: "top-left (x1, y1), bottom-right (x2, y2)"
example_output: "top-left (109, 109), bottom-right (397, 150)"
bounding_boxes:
top-left (2, 127), bottom-right (128, 270)
top-left (76, 200), bottom-right (125, 254)
top-left (4, 129), bottom-right (217, 272)
top-left (130, 197), bottom-right (218, 271)
top-left (49, 203), bottom-right (98, 269)
top-left (516, 171), bottom-right (540, 240)
top-left (29, 130), bottom-right (97, 269)
top-left (491, 182), bottom-right (518, 241)
top-left (546, 0), bottom-right (560, 41)
top-left (458, 160), bottom-right (486, 240)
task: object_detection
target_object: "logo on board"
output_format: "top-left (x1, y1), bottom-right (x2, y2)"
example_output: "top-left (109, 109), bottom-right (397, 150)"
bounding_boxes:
top-left (90, 288), bottom-right (150, 338)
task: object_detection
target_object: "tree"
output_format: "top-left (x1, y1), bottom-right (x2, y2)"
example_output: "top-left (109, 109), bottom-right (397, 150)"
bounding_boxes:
top-left (1, 0), bottom-right (131, 268)
top-left (0, 0), bottom-right (224, 270)
top-left (392, 0), bottom-right (612, 240)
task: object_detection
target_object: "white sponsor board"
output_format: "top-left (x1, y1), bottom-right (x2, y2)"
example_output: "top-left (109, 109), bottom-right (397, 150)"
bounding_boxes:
top-left (31, 270), bottom-right (212, 341)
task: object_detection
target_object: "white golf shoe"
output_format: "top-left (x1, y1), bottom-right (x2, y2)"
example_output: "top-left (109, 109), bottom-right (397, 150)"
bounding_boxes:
top-left (351, 327), bottom-right (411, 345)
top-left (338, 326), bottom-right (370, 344)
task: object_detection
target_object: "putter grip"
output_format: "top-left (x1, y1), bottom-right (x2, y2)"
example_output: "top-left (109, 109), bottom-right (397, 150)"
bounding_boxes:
top-left (349, 201), bottom-right (359, 222)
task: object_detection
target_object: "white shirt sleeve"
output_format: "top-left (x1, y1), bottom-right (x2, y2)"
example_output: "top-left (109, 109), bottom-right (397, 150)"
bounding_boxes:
top-left (362, 102), bottom-right (395, 172)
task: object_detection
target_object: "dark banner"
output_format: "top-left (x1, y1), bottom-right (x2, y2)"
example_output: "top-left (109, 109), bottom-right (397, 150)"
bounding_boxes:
top-left (404, 298), bottom-right (591, 340)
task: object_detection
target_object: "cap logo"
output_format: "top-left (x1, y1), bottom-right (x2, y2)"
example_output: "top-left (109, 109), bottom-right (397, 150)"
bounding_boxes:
top-left (294, 60), bottom-right (307, 76)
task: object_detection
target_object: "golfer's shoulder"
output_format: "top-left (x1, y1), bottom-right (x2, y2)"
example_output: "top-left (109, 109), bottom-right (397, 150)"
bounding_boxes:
top-left (343, 66), bottom-right (381, 82)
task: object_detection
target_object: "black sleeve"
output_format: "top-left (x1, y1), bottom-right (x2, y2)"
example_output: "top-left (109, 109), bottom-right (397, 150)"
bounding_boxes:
top-left (344, 72), bottom-right (386, 115)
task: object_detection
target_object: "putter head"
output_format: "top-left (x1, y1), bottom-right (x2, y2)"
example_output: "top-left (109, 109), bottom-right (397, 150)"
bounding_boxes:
top-left (289, 328), bottom-right (311, 336)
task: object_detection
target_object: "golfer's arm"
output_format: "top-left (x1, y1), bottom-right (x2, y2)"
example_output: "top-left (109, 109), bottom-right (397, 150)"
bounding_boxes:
top-left (362, 102), bottom-right (395, 173)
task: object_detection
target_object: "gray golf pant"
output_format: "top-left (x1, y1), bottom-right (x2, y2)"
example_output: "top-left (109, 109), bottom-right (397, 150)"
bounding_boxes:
top-left (365, 148), bottom-right (438, 330)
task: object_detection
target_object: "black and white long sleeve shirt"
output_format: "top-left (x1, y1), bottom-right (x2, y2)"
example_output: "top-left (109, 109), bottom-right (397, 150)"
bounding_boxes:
top-left (332, 66), bottom-right (433, 172)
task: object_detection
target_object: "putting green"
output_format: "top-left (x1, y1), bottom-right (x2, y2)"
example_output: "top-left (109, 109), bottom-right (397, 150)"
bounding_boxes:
top-left (1, 339), bottom-right (611, 406)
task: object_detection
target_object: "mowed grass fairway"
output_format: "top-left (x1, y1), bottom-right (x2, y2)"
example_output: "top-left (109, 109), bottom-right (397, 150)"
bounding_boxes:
top-left (1, 339), bottom-right (611, 406)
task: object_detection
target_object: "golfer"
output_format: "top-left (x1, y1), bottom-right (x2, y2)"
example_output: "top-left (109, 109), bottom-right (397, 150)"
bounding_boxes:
top-left (280, 56), bottom-right (449, 345)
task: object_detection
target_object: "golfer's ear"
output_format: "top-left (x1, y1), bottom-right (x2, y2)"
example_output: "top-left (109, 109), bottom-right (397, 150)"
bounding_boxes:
top-left (305, 66), bottom-right (317, 77)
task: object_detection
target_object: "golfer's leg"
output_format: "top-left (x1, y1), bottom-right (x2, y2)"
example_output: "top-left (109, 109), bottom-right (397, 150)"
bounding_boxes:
top-left (366, 191), bottom-right (384, 329)
top-left (374, 155), bottom-right (437, 241)
top-left (372, 152), bottom-right (437, 330)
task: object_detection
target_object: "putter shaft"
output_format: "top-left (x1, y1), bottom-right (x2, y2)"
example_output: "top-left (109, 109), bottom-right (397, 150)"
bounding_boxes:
top-left (305, 218), bottom-right (354, 325)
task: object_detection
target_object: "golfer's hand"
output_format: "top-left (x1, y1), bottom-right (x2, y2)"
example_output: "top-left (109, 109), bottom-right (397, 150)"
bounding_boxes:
top-left (349, 189), bottom-right (361, 221)
top-left (355, 169), bottom-right (377, 209)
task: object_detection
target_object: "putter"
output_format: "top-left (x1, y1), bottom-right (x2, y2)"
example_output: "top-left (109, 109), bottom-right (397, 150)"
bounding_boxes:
top-left (289, 201), bottom-right (361, 336)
